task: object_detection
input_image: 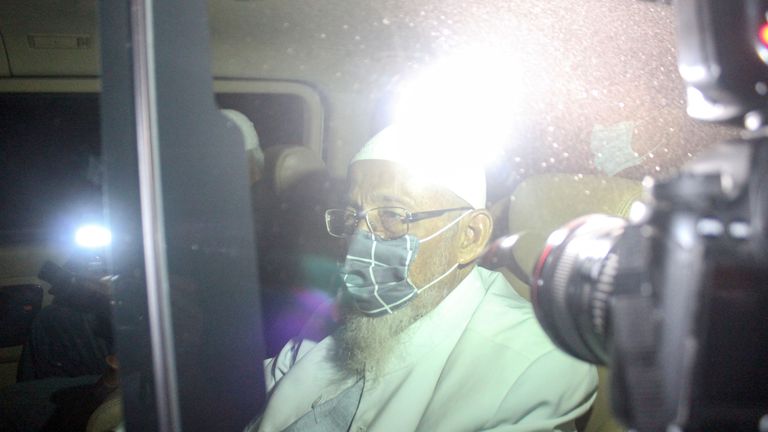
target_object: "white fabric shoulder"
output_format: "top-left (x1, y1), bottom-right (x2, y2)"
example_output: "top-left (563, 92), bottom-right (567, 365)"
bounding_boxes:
top-left (263, 338), bottom-right (319, 393)
top-left (482, 348), bottom-right (598, 431)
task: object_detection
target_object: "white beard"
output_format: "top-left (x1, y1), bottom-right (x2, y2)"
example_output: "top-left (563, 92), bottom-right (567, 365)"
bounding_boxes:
top-left (334, 222), bottom-right (461, 379)
top-left (332, 278), bottom-right (449, 379)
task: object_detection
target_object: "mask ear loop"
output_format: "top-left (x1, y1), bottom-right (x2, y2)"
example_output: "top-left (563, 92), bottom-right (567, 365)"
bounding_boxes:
top-left (407, 209), bottom-right (473, 293)
top-left (414, 262), bottom-right (460, 294)
top-left (419, 210), bottom-right (473, 243)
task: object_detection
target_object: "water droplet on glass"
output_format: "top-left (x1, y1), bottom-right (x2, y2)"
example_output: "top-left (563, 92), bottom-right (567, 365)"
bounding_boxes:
top-left (655, 166), bottom-right (661, 171)
top-left (756, 81), bottom-right (768, 96)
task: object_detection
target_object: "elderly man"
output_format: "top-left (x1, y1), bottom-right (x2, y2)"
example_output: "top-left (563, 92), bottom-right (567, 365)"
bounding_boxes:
top-left (251, 125), bottom-right (597, 432)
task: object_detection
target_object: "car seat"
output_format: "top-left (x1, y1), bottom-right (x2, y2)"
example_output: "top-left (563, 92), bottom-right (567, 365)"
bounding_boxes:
top-left (491, 173), bottom-right (642, 432)
top-left (85, 389), bottom-right (123, 432)
top-left (259, 144), bottom-right (345, 290)
top-left (258, 145), bottom-right (345, 355)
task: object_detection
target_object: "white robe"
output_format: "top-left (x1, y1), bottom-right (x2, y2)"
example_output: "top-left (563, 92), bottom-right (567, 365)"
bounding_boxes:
top-left (256, 267), bottom-right (598, 432)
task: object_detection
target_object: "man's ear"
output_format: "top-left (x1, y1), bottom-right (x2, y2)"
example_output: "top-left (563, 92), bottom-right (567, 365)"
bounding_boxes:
top-left (457, 209), bottom-right (493, 265)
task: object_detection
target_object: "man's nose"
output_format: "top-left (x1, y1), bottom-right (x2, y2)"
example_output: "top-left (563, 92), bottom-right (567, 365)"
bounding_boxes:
top-left (356, 216), bottom-right (371, 233)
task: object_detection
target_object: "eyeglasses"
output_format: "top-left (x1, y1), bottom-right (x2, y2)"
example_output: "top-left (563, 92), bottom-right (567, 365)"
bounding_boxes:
top-left (325, 206), bottom-right (472, 240)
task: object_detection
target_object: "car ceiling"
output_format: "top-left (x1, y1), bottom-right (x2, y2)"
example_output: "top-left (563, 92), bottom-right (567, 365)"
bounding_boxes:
top-left (0, 0), bottom-right (681, 87)
top-left (0, 0), bottom-right (739, 182)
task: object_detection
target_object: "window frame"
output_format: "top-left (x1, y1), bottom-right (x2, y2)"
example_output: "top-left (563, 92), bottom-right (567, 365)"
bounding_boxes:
top-left (0, 78), bottom-right (325, 154)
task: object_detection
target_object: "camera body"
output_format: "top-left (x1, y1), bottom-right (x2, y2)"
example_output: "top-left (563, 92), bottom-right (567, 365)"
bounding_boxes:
top-left (529, 1), bottom-right (768, 431)
top-left (533, 140), bottom-right (768, 431)
top-left (677, 0), bottom-right (768, 124)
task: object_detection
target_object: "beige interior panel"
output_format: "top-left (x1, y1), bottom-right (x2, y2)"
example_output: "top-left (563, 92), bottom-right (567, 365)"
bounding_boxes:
top-left (0, 1), bottom-right (99, 76)
top-left (0, 78), bottom-right (100, 92)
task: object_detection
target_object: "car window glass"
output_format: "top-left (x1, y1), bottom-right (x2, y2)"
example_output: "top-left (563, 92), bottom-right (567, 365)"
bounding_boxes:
top-left (0, 94), bottom-right (101, 243)
top-left (0, 1), bottom-right (751, 430)
top-left (216, 93), bottom-right (306, 148)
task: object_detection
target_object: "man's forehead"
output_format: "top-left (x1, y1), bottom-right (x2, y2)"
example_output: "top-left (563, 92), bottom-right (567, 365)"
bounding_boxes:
top-left (348, 160), bottom-right (445, 205)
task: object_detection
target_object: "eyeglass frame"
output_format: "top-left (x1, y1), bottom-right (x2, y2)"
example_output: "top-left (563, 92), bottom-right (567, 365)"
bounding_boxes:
top-left (324, 206), bottom-right (473, 240)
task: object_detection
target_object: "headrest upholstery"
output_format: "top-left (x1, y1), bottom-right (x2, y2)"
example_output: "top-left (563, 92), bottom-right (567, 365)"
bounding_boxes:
top-left (264, 145), bottom-right (327, 196)
top-left (503, 173), bottom-right (642, 299)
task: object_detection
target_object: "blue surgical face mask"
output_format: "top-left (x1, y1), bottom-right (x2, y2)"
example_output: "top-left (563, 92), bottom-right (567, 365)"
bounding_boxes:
top-left (341, 211), bottom-right (471, 316)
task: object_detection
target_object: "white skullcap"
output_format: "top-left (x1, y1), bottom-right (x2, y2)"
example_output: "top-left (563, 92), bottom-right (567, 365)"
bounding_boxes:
top-left (221, 109), bottom-right (265, 172)
top-left (351, 124), bottom-right (487, 209)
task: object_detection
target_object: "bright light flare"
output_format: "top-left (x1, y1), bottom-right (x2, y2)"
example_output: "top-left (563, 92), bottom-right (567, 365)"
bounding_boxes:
top-left (391, 48), bottom-right (526, 164)
top-left (760, 23), bottom-right (768, 48)
top-left (500, 232), bottom-right (523, 249)
top-left (546, 228), bottom-right (570, 249)
top-left (75, 224), bottom-right (112, 248)
top-left (685, 86), bottom-right (741, 121)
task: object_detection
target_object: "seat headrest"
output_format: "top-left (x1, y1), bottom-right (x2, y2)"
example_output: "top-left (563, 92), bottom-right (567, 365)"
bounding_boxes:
top-left (502, 173), bottom-right (642, 298)
top-left (86, 391), bottom-right (123, 432)
top-left (264, 145), bottom-right (327, 196)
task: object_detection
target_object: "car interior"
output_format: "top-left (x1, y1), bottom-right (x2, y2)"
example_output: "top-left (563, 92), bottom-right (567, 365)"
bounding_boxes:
top-left (0, 0), bottom-right (744, 431)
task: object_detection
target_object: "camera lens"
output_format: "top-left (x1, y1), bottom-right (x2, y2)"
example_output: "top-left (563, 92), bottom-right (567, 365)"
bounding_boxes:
top-left (531, 214), bottom-right (627, 365)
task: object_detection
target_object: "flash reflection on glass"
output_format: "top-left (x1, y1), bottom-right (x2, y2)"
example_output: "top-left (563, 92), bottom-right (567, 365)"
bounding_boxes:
top-left (75, 224), bottom-right (112, 248)
top-left (391, 47), bottom-right (525, 165)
